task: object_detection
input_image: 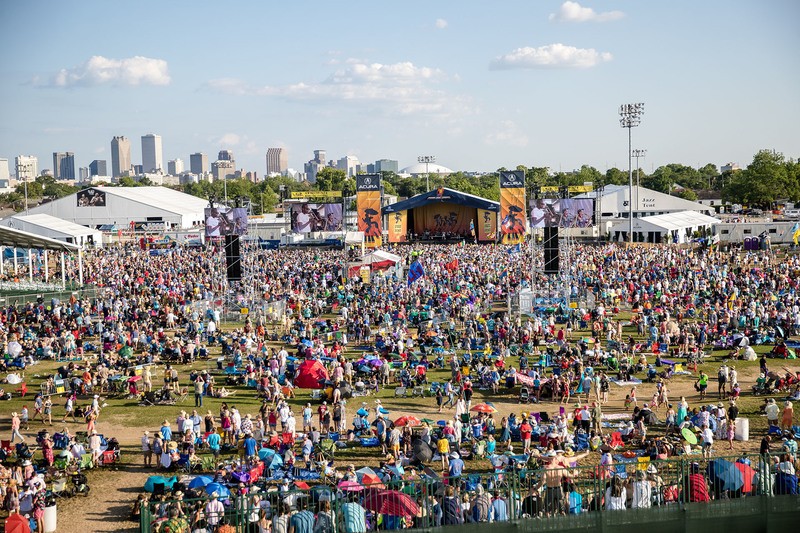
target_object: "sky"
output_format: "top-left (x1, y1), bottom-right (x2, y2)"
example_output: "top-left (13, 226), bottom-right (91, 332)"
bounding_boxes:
top-left (1, 0), bottom-right (798, 177)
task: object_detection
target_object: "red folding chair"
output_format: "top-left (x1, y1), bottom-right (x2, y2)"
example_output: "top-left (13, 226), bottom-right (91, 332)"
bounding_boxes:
top-left (16, 382), bottom-right (27, 397)
top-left (609, 431), bottom-right (624, 449)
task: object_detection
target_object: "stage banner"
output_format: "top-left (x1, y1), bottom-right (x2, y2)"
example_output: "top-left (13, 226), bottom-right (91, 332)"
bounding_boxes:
top-left (387, 210), bottom-right (407, 243)
top-left (412, 203), bottom-right (472, 235)
top-left (499, 170), bottom-right (526, 245)
top-left (477, 208), bottom-right (497, 242)
top-left (356, 173), bottom-right (382, 248)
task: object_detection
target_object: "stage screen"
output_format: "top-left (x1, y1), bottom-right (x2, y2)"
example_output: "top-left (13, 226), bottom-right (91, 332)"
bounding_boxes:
top-left (530, 198), bottom-right (595, 228)
top-left (77, 188), bottom-right (106, 207)
top-left (290, 203), bottom-right (343, 233)
top-left (205, 206), bottom-right (249, 237)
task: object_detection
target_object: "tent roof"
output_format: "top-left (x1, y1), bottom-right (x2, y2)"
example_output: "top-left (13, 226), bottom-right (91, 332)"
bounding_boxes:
top-left (90, 186), bottom-right (208, 217)
top-left (639, 211), bottom-right (720, 231)
top-left (4, 213), bottom-right (99, 237)
top-left (361, 250), bottom-right (402, 264)
top-left (383, 188), bottom-right (499, 214)
top-left (0, 224), bottom-right (80, 252)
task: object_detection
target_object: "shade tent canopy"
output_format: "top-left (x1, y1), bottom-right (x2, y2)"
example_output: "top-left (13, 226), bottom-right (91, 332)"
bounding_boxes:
top-left (360, 250), bottom-right (402, 267)
top-left (294, 359), bottom-right (330, 389)
top-left (0, 224), bottom-right (80, 252)
top-left (383, 188), bottom-right (499, 215)
top-left (1, 213), bottom-right (102, 248)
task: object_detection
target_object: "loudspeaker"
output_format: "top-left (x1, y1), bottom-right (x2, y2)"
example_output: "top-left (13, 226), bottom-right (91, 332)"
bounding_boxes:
top-left (543, 226), bottom-right (559, 274)
top-left (224, 234), bottom-right (241, 281)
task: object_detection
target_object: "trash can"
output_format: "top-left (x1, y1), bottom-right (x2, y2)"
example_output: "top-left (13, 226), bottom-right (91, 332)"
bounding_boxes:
top-left (735, 418), bottom-right (749, 441)
top-left (44, 503), bottom-right (57, 533)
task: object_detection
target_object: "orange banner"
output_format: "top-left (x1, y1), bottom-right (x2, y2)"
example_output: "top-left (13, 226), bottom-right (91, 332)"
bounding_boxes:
top-left (387, 210), bottom-right (407, 243)
top-left (477, 209), bottom-right (497, 242)
top-left (412, 203), bottom-right (472, 235)
top-left (356, 174), bottom-right (382, 248)
top-left (499, 171), bottom-right (526, 245)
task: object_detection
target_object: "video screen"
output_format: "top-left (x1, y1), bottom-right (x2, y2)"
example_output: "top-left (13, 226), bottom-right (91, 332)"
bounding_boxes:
top-left (77, 188), bottom-right (106, 207)
top-left (530, 198), bottom-right (595, 228)
top-left (205, 206), bottom-right (248, 237)
top-left (291, 203), bottom-right (343, 233)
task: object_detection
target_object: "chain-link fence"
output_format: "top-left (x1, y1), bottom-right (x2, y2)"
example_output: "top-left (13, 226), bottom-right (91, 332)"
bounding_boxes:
top-left (0, 284), bottom-right (102, 307)
top-left (140, 452), bottom-right (798, 533)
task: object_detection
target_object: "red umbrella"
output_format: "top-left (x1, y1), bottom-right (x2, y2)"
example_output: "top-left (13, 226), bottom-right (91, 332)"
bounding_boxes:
top-left (734, 462), bottom-right (755, 493)
top-left (363, 489), bottom-right (419, 517)
top-left (361, 473), bottom-right (385, 489)
top-left (394, 416), bottom-right (422, 427)
top-left (470, 403), bottom-right (497, 414)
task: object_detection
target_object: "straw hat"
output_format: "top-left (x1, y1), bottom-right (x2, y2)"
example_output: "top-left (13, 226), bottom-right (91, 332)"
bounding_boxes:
top-left (647, 464), bottom-right (658, 474)
top-left (143, 431), bottom-right (150, 436)
top-left (162, 420), bottom-right (170, 426)
top-left (11, 412), bottom-right (18, 418)
top-left (211, 491), bottom-right (220, 499)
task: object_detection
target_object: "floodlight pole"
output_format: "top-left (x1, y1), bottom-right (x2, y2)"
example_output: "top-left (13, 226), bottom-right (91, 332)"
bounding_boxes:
top-left (619, 103), bottom-right (644, 243)
top-left (633, 149), bottom-right (647, 220)
top-left (418, 155), bottom-right (436, 191)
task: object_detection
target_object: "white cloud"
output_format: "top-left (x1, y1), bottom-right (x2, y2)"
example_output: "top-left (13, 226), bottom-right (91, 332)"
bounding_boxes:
top-left (208, 60), bottom-right (470, 118)
top-left (217, 133), bottom-right (241, 147)
top-left (49, 55), bottom-right (170, 87)
top-left (490, 44), bottom-right (612, 70)
top-left (484, 120), bottom-right (529, 147)
top-left (549, 1), bottom-right (624, 23)
top-left (435, 18), bottom-right (448, 29)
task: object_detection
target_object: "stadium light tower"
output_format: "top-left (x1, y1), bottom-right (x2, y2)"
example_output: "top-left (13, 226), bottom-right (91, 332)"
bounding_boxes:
top-left (418, 155), bottom-right (436, 191)
top-left (632, 149), bottom-right (647, 217)
top-left (619, 103), bottom-right (644, 243)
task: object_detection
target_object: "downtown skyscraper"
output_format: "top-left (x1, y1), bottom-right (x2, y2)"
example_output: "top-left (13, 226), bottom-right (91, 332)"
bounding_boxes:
top-left (142, 133), bottom-right (163, 173)
top-left (111, 136), bottom-right (131, 178)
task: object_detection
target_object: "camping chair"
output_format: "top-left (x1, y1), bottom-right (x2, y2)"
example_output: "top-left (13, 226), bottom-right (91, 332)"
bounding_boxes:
top-left (768, 425), bottom-right (784, 438)
top-left (311, 389), bottom-right (323, 400)
top-left (519, 387), bottom-right (530, 403)
top-left (79, 453), bottom-right (94, 469)
top-left (139, 391), bottom-right (157, 406)
top-left (574, 432), bottom-right (589, 451)
top-left (99, 450), bottom-right (119, 468)
top-left (394, 387), bottom-right (407, 398)
top-left (609, 432), bottom-right (624, 449)
top-left (15, 382), bottom-right (27, 397)
top-left (176, 387), bottom-right (189, 403)
top-left (429, 382), bottom-right (441, 396)
top-left (54, 455), bottom-right (71, 471)
top-left (316, 438), bottom-right (336, 463)
top-left (51, 477), bottom-right (71, 498)
top-left (412, 386), bottom-right (425, 397)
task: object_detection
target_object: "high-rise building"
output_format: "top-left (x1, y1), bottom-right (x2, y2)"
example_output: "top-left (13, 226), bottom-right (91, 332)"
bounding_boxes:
top-left (337, 155), bottom-right (359, 177)
top-left (89, 159), bottom-right (107, 176)
top-left (141, 133), bottom-right (163, 173)
top-left (111, 136), bottom-right (131, 178)
top-left (79, 167), bottom-right (90, 181)
top-left (0, 158), bottom-right (9, 181)
top-left (53, 152), bottom-right (76, 180)
top-left (15, 155), bottom-right (39, 181)
top-left (212, 160), bottom-right (235, 181)
top-left (375, 159), bottom-right (399, 174)
top-left (167, 159), bottom-right (184, 175)
top-left (218, 150), bottom-right (234, 161)
top-left (190, 153), bottom-right (209, 175)
top-left (304, 149), bottom-right (327, 183)
top-left (266, 147), bottom-right (288, 175)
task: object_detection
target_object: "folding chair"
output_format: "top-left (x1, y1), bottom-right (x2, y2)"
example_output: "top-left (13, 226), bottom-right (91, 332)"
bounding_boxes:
top-left (176, 387), bottom-right (189, 403)
top-left (394, 387), bottom-right (407, 398)
top-left (411, 386), bottom-right (424, 397)
top-left (79, 453), bottom-right (94, 469)
top-left (609, 432), bottom-right (624, 449)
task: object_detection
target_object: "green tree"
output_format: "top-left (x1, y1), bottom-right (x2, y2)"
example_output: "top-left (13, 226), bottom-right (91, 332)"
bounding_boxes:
top-left (723, 149), bottom-right (793, 206)
top-left (604, 168), bottom-right (628, 186)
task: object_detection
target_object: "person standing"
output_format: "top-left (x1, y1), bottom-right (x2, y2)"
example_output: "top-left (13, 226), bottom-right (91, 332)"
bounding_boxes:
top-left (141, 431), bottom-right (152, 467)
top-left (701, 424), bottom-right (714, 458)
top-left (62, 395), bottom-right (77, 423)
top-left (10, 412), bottom-right (24, 443)
top-left (194, 375), bottom-right (205, 407)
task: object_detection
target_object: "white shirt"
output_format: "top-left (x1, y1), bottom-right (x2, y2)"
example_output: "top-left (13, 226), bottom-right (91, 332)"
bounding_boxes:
top-left (702, 428), bottom-right (714, 445)
top-left (631, 480), bottom-right (652, 508)
top-left (604, 487), bottom-right (627, 510)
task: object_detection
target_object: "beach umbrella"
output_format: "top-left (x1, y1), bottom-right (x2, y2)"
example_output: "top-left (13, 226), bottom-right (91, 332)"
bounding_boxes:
top-left (734, 462), bottom-right (756, 493)
top-left (355, 467), bottom-right (377, 480)
top-left (709, 459), bottom-right (744, 492)
top-left (421, 418), bottom-right (435, 425)
top-left (338, 480), bottom-right (364, 492)
top-left (470, 403), bottom-right (497, 414)
top-left (361, 473), bottom-right (385, 489)
top-left (681, 428), bottom-right (698, 445)
top-left (188, 476), bottom-right (213, 489)
top-left (258, 448), bottom-right (276, 461)
top-left (205, 483), bottom-right (231, 499)
top-left (269, 454), bottom-right (284, 469)
top-left (363, 489), bottom-right (419, 517)
top-left (394, 416), bottom-right (422, 427)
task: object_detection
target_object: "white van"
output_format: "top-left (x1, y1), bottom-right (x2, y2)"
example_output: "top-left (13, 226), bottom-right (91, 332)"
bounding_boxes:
top-left (784, 208), bottom-right (800, 219)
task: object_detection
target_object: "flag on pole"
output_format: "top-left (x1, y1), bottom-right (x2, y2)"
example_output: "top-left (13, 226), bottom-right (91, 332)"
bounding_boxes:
top-left (507, 243), bottom-right (521, 254)
top-left (408, 259), bottom-right (426, 286)
top-left (445, 258), bottom-right (459, 272)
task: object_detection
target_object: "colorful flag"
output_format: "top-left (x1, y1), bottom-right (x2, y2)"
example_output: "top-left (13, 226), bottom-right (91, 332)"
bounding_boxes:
top-left (507, 244), bottom-right (521, 254)
top-left (445, 259), bottom-right (459, 272)
top-left (408, 259), bottom-right (426, 286)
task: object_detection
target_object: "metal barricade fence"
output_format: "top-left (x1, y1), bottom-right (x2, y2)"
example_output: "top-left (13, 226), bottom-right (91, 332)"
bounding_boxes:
top-left (140, 452), bottom-right (790, 533)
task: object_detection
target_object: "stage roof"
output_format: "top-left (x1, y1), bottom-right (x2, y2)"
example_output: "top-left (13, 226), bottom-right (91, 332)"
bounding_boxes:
top-left (383, 188), bottom-right (500, 214)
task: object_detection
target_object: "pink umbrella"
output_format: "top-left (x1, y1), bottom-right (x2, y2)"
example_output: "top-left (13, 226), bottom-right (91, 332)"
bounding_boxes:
top-left (338, 480), bottom-right (364, 492)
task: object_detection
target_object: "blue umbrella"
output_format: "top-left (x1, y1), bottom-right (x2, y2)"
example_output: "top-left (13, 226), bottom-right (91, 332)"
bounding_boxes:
top-left (269, 454), bottom-right (284, 469)
top-left (205, 483), bottom-right (231, 499)
top-left (259, 448), bottom-right (276, 461)
top-left (436, 420), bottom-right (446, 427)
top-left (708, 459), bottom-right (744, 491)
top-left (188, 476), bottom-right (213, 489)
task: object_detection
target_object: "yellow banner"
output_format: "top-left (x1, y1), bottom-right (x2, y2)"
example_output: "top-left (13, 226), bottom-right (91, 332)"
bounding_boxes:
top-left (387, 210), bottom-right (407, 243)
top-left (357, 190), bottom-right (382, 248)
top-left (290, 190), bottom-right (342, 199)
top-left (413, 203), bottom-right (472, 236)
top-left (477, 209), bottom-right (497, 242)
top-left (569, 185), bottom-right (593, 193)
top-left (540, 186), bottom-right (560, 193)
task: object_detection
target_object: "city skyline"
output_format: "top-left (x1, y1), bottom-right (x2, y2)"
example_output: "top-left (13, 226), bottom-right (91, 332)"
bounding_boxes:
top-left (1, 1), bottom-right (798, 176)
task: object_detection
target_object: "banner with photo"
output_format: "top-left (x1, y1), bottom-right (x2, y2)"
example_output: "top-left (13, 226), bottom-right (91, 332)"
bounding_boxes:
top-left (477, 208), bottom-right (497, 242)
top-left (387, 210), bottom-right (407, 243)
top-left (412, 203), bottom-right (472, 236)
top-left (356, 173), bottom-right (382, 248)
top-left (290, 203), bottom-right (343, 233)
top-left (499, 170), bottom-right (526, 245)
top-left (205, 206), bottom-right (248, 238)
top-left (77, 188), bottom-right (106, 207)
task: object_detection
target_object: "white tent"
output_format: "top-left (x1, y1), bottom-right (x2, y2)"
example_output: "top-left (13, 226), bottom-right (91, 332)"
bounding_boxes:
top-left (610, 211), bottom-right (720, 244)
top-left (1, 213), bottom-right (103, 248)
top-left (348, 250), bottom-right (403, 277)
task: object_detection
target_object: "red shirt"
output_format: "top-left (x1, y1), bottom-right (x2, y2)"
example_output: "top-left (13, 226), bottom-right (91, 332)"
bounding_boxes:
top-left (520, 422), bottom-right (532, 440)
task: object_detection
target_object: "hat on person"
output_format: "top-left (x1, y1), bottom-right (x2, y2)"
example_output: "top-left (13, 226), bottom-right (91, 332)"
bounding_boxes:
top-left (144, 431), bottom-right (150, 436)
top-left (544, 450), bottom-right (557, 458)
top-left (718, 403), bottom-right (723, 408)
top-left (11, 412), bottom-right (17, 417)
top-left (174, 490), bottom-right (183, 497)
top-left (449, 452), bottom-right (460, 459)
top-left (91, 430), bottom-right (97, 435)
top-left (211, 491), bottom-right (219, 499)
top-left (163, 420), bottom-right (170, 426)
top-left (94, 395), bottom-right (99, 399)
top-left (647, 464), bottom-right (658, 474)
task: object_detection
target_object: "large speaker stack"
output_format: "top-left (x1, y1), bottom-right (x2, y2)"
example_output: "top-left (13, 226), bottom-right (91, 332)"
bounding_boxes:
top-left (543, 226), bottom-right (559, 275)
top-left (224, 235), bottom-right (241, 282)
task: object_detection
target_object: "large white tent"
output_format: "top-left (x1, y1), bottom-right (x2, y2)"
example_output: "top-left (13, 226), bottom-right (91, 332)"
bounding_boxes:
top-left (610, 211), bottom-right (720, 243)
top-left (1, 213), bottom-right (103, 248)
top-left (23, 186), bottom-right (208, 229)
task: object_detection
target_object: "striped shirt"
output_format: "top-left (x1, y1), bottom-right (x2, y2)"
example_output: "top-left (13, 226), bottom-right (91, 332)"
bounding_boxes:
top-left (340, 503), bottom-right (367, 533)
top-left (290, 510), bottom-right (315, 533)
